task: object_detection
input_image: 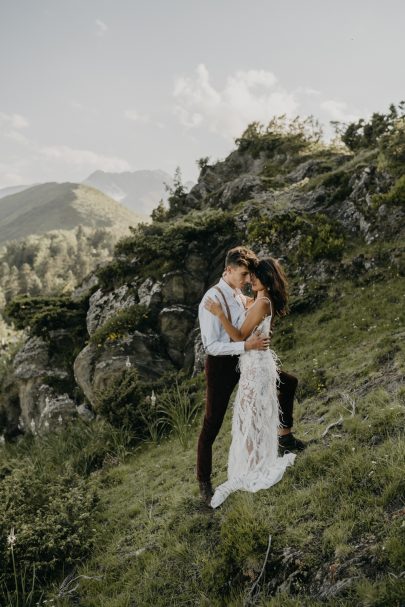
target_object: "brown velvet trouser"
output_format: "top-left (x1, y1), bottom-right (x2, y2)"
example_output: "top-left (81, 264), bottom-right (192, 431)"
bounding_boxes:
top-left (196, 355), bottom-right (298, 482)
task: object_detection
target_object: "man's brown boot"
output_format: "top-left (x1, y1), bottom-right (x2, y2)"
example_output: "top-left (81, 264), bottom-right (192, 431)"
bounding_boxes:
top-left (199, 480), bottom-right (214, 506)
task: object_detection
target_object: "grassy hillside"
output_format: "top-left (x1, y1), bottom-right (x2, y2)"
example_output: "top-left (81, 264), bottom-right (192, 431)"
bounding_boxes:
top-left (2, 257), bottom-right (403, 606)
top-left (0, 182), bottom-right (147, 245)
top-left (56, 269), bottom-right (404, 606)
top-left (1, 108), bottom-right (404, 605)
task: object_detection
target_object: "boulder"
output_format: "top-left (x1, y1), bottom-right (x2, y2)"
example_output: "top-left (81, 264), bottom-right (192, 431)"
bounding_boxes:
top-left (161, 271), bottom-right (205, 306)
top-left (37, 386), bottom-right (77, 433)
top-left (12, 334), bottom-right (77, 432)
top-left (217, 175), bottom-right (263, 209)
top-left (86, 284), bottom-right (138, 335)
top-left (74, 331), bottom-right (174, 406)
top-left (159, 306), bottom-right (196, 366)
top-left (71, 272), bottom-right (99, 302)
top-left (138, 277), bottom-right (162, 308)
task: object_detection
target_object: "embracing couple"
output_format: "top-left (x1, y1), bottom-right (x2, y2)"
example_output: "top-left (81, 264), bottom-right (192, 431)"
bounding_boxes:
top-left (196, 246), bottom-right (307, 508)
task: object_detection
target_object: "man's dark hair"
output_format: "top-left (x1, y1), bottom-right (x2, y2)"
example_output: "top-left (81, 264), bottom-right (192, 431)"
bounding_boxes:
top-left (225, 246), bottom-right (257, 270)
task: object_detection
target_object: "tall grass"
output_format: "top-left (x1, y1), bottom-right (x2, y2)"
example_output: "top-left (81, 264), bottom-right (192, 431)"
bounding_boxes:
top-left (143, 380), bottom-right (201, 448)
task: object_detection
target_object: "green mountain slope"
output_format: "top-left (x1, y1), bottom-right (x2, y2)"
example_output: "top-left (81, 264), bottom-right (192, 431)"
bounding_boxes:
top-left (0, 182), bottom-right (147, 245)
top-left (3, 267), bottom-right (403, 606)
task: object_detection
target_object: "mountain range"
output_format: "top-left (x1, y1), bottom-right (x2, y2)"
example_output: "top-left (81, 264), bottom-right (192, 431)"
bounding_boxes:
top-left (0, 182), bottom-right (145, 246)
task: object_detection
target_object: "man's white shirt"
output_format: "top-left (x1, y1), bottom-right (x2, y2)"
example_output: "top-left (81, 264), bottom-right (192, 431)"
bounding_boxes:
top-left (198, 278), bottom-right (247, 356)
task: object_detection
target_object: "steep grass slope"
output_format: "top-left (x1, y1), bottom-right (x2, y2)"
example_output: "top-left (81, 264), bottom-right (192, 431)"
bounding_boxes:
top-left (47, 264), bottom-right (405, 606)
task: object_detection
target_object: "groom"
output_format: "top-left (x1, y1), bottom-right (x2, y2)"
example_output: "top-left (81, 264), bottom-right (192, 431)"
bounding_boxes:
top-left (196, 246), bottom-right (306, 505)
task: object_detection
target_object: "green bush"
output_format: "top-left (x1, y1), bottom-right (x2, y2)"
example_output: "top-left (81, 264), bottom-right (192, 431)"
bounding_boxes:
top-left (0, 464), bottom-right (98, 601)
top-left (338, 101), bottom-right (405, 151)
top-left (3, 294), bottom-right (87, 339)
top-left (89, 304), bottom-right (153, 347)
top-left (248, 212), bottom-right (345, 262)
top-left (97, 209), bottom-right (240, 285)
top-left (93, 368), bottom-right (204, 449)
top-left (2, 417), bottom-right (135, 477)
top-left (378, 115), bottom-right (405, 177)
top-left (372, 174), bottom-right (405, 208)
top-left (148, 380), bottom-right (201, 448)
top-left (321, 170), bottom-right (353, 204)
top-left (93, 368), bottom-right (149, 435)
top-left (235, 116), bottom-right (322, 159)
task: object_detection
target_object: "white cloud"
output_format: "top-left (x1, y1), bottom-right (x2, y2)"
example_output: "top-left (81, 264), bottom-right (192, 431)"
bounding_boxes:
top-left (0, 161), bottom-right (25, 187)
top-left (0, 111), bottom-right (30, 148)
top-left (294, 86), bottom-right (322, 97)
top-left (70, 100), bottom-right (84, 111)
top-left (173, 64), bottom-right (299, 139)
top-left (124, 109), bottom-right (150, 124)
top-left (0, 112), bottom-right (29, 130)
top-left (320, 99), bottom-right (359, 123)
top-left (95, 19), bottom-right (108, 36)
top-left (40, 145), bottom-right (131, 172)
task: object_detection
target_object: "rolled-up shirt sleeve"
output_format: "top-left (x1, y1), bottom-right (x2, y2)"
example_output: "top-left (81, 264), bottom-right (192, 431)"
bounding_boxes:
top-left (199, 300), bottom-right (245, 356)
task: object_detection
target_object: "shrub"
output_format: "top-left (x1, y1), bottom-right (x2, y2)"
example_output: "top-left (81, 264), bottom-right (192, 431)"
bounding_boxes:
top-left (165, 167), bottom-right (188, 218)
top-left (93, 368), bottom-right (149, 436)
top-left (248, 212), bottom-right (345, 262)
top-left (337, 101), bottom-right (405, 151)
top-left (372, 174), bottom-right (405, 208)
top-left (321, 170), bottom-right (352, 204)
top-left (151, 380), bottom-right (201, 448)
top-left (2, 417), bottom-right (135, 476)
top-left (235, 116), bottom-right (322, 159)
top-left (103, 209), bottom-right (240, 283)
top-left (3, 294), bottom-right (87, 340)
top-left (89, 304), bottom-right (153, 347)
top-left (378, 117), bottom-right (405, 177)
top-left (0, 464), bottom-right (98, 601)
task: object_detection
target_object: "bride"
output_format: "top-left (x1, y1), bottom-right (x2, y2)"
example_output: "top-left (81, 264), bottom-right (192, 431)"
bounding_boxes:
top-left (204, 256), bottom-right (296, 508)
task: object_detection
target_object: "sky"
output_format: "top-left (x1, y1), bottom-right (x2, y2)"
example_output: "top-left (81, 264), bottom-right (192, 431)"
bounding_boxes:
top-left (0, 0), bottom-right (404, 188)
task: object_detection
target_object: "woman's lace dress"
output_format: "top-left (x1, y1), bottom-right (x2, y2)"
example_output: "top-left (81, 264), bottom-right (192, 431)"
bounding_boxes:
top-left (210, 312), bottom-right (296, 508)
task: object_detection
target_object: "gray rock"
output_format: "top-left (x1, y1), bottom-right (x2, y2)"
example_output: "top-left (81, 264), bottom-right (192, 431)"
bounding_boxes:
top-left (218, 175), bottom-right (263, 209)
top-left (37, 386), bottom-right (77, 433)
top-left (87, 284), bottom-right (138, 335)
top-left (71, 272), bottom-right (99, 301)
top-left (77, 403), bottom-right (96, 421)
top-left (185, 251), bottom-right (209, 277)
top-left (74, 331), bottom-right (174, 407)
top-left (159, 306), bottom-right (196, 366)
top-left (13, 336), bottom-right (49, 380)
top-left (161, 271), bottom-right (205, 306)
top-left (138, 278), bottom-right (162, 308)
top-left (12, 336), bottom-right (73, 432)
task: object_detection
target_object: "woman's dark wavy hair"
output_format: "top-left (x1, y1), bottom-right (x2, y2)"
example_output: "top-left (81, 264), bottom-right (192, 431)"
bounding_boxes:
top-left (252, 257), bottom-right (289, 317)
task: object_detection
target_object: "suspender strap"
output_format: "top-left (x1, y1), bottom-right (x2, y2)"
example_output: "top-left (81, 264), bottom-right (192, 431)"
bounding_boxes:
top-left (213, 286), bottom-right (232, 322)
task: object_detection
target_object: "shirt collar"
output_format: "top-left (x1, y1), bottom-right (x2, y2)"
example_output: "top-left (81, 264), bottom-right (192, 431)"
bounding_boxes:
top-left (219, 277), bottom-right (238, 298)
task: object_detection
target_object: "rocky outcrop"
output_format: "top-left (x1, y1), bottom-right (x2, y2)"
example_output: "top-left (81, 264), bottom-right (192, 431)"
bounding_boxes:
top-left (216, 175), bottom-right (264, 209)
top-left (159, 306), bottom-right (196, 367)
top-left (138, 278), bottom-right (162, 308)
top-left (4, 119), bottom-right (404, 440)
top-left (11, 333), bottom-right (78, 433)
top-left (86, 283), bottom-right (138, 335)
top-left (161, 271), bottom-right (205, 306)
top-left (74, 331), bottom-right (174, 406)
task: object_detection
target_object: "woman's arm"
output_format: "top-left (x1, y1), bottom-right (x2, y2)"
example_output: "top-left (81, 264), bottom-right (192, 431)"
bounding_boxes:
top-left (204, 297), bottom-right (270, 341)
